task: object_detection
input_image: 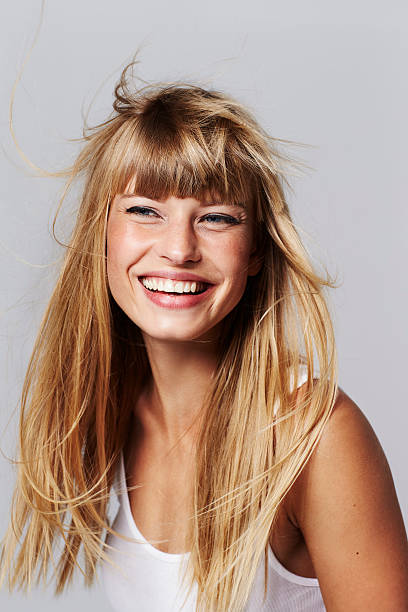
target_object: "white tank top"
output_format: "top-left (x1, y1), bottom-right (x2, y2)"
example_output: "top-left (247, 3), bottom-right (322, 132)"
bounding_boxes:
top-left (101, 367), bottom-right (326, 611)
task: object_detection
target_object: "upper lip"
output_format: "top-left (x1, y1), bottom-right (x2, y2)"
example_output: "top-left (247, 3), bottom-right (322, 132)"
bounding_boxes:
top-left (138, 271), bottom-right (213, 284)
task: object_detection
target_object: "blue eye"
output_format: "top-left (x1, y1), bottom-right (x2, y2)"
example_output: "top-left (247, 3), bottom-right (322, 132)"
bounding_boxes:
top-left (125, 206), bottom-right (157, 216)
top-left (125, 207), bottom-right (240, 225)
top-left (203, 214), bottom-right (240, 225)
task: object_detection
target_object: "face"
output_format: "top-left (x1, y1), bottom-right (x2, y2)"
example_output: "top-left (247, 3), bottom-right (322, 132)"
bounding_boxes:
top-left (106, 190), bottom-right (262, 345)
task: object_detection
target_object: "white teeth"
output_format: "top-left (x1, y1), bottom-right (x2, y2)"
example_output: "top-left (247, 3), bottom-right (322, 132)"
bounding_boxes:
top-left (164, 279), bottom-right (174, 292)
top-left (141, 277), bottom-right (206, 294)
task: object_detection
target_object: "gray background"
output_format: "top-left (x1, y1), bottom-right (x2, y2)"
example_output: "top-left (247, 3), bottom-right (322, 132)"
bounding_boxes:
top-left (1, 0), bottom-right (407, 609)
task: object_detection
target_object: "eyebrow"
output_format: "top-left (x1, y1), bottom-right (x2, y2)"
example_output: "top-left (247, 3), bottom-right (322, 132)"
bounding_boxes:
top-left (119, 194), bottom-right (247, 208)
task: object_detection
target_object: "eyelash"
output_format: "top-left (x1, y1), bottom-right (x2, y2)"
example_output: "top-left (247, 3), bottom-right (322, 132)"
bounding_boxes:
top-left (125, 206), bottom-right (240, 225)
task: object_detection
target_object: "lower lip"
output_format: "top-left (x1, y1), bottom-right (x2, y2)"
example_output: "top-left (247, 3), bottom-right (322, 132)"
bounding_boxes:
top-left (138, 279), bottom-right (216, 309)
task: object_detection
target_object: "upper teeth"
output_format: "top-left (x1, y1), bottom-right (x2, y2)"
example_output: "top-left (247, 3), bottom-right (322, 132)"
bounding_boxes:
top-left (141, 277), bottom-right (206, 293)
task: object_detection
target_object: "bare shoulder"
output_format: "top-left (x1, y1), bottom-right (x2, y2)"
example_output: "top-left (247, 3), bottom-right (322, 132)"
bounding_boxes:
top-left (298, 388), bottom-right (392, 494)
top-left (289, 387), bottom-right (408, 611)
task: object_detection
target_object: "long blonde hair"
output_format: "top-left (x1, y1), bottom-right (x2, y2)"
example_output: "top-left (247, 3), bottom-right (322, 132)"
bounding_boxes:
top-left (1, 61), bottom-right (338, 611)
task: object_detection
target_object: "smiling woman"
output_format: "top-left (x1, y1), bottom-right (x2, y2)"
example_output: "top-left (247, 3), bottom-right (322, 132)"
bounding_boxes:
top-left (1, 59), bottom-right (407, 612)
top-left (107, 193), bottom-right (260, 338)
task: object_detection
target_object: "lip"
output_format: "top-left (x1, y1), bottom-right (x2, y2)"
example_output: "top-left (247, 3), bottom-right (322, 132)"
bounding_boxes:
top-left (138, 271), bottom-right (214, 283)
top-left (138, 277), bottom-right (216, 310)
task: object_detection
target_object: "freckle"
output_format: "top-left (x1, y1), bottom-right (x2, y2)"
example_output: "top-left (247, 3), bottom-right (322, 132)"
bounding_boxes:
top-left (352, 503), bottom-right (356, 507)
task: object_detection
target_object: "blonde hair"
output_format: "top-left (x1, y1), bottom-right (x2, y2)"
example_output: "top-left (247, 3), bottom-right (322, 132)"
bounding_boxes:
top-left (1, 61), bottom-right (338, 611)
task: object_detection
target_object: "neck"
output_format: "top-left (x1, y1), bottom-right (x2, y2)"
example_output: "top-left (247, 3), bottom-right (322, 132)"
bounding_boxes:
top-left (137, 332), bottom-right (219, 447)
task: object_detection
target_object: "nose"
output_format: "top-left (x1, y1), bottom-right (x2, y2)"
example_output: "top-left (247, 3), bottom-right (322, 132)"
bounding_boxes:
top-left (156, 217), bottom-right (201, 265)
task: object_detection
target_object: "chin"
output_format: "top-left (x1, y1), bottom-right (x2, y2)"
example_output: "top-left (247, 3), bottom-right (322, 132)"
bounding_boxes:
top-left (141, 322), bottom-right (221, 344)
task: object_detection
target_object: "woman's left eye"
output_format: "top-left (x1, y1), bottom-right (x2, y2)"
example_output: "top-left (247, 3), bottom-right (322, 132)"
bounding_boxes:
top-left (202, 214), bottom-right (240, 225)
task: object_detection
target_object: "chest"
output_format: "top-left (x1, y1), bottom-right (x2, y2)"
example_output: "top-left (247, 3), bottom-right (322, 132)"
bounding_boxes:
top-left (124, 446), bottom-right (317, 579)
top-left (126, 439), bottom-right (195, 554)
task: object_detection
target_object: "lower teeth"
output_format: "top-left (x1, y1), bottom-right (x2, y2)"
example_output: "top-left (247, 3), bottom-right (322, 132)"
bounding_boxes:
top-left (146, 288), bottom-right (205, 295)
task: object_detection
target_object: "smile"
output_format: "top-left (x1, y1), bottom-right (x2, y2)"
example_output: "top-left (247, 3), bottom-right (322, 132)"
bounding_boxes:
top-left (138, 277), bottom-right (215, 309)
top-left (140, 276), bottom-right (208, 294)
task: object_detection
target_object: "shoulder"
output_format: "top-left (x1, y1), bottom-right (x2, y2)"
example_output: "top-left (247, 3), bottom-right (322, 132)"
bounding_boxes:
top-left (292, 388), bottom-right (398, 511)
top-left (288, 387), bottom-right (408, 610)
top-left (299, 388), bottom-right (389, 489)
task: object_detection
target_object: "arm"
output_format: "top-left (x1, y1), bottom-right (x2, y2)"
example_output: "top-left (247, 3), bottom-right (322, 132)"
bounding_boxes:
top-left (291, 389), bottom-right (408, 611)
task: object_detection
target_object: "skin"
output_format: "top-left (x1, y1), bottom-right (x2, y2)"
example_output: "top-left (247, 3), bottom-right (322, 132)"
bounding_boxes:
top-left (106, 190), bottom-right (408, 609)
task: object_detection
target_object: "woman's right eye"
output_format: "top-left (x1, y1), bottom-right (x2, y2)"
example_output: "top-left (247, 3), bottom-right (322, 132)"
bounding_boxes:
top-left (125, 206), bottom-right (158, 217)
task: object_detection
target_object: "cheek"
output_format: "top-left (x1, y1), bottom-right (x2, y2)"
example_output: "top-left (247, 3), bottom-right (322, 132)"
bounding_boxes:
top-left (106, 221), bottom-right (130, 293)
top-left (106, 228), bottom-right (119, 271)
top-left (217, 235), bottom-right (253, 280)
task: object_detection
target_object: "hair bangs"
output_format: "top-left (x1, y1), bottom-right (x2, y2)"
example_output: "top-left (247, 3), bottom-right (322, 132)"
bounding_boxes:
top-left (111, 100), bottom-right (257, 209)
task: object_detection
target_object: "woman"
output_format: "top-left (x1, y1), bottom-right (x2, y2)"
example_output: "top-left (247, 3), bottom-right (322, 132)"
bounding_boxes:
top-left (1, 62), bottom-right (407, 611)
